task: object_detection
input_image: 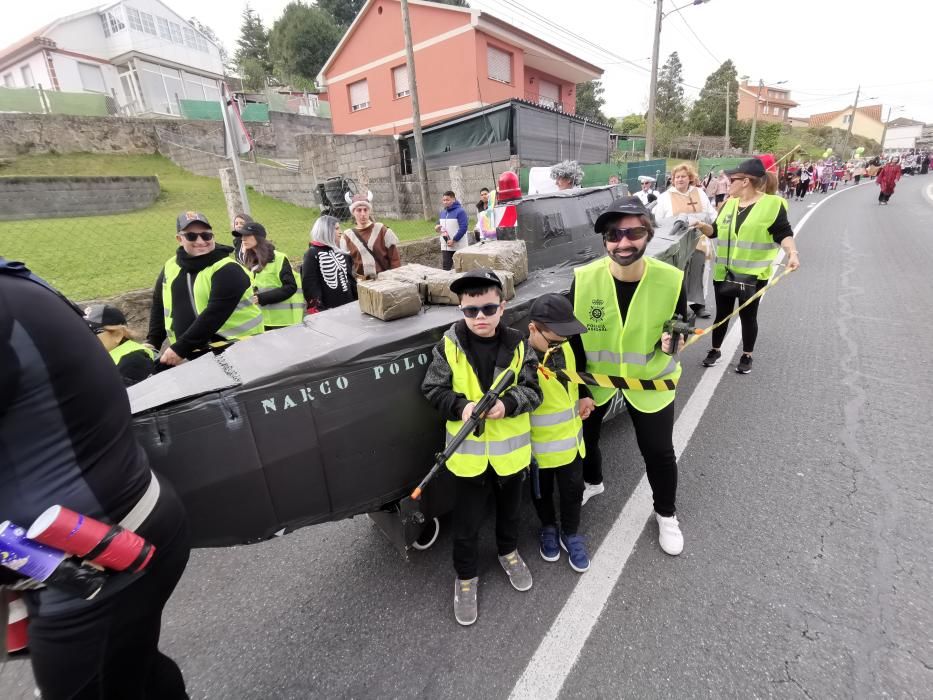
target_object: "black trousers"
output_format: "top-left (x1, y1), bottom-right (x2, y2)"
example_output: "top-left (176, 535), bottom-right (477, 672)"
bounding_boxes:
top-left (452, 465), bottom-right (525, 579)
top-left (795, 182), bottom-right (808, 198)
top-left (711, 279), bottom-right (769, 353)
top-left (442, 250), bottom-right (455, 271)
top-left (26, 482), bottom-right (191, 700)
top-left (581, 399), bottom-right (678, 516)
top-left (879, 190), bottom-right (893, 203)
top-left (532, 456), bottom-right (583, 535)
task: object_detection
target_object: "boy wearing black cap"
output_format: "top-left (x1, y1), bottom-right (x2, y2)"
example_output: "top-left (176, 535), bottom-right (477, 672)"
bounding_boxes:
top-left (84, 304), bottom-right (155, 386)
top-left (421, 268), bottom-right (542, 626)
top-left (527, 293), bottom-right (591, 573)
top-left (571, 196), bottom-right (688, 556)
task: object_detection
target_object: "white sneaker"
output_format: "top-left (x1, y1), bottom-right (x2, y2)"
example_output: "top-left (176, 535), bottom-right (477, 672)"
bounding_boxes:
top-left (581, 481), bottom-right (605, 505)
top-left (656, 513), bottom-right (683, 555)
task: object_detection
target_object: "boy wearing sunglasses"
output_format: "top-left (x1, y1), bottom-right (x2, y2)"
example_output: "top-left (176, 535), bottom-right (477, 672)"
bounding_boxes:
top-left (146, 211), bottom-right (264, 368)
top-left (570, 196), bottom-right (688, 556)
top-left (421, 269), bottom-right (542, 626)
top-left (527, 294), bottom-right (591, 573)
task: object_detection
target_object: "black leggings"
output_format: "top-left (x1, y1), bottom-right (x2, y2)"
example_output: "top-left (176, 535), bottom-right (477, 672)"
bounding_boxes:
top-left (795, 182), bottom-right (808, 198)
top-left (532, 456), bottom-right (583, 534)
top-left (581, 399), bottom-right (678, 516)
top-left (711, 279), bottom-right (769, 353)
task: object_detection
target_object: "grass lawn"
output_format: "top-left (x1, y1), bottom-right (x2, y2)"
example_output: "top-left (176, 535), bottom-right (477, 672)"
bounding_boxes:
top-left (0, 153), bottom-right (434, 300)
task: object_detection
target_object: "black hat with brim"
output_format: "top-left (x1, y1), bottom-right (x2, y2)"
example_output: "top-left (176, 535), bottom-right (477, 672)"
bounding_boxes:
top-left (725, 158), bottom-right (767, 179)
top-left (530, 293), bottom-right (587, 337)
top-left (594, 196), bottom-right (650, 233)
top-left (233, 221), bottom-right (268, 238)
top-left (176, 211), bottom-right (211, 232)
top-left (450, 268), bottom-right (503, 295)
top-left (84, 303), bottom-right (126, 329)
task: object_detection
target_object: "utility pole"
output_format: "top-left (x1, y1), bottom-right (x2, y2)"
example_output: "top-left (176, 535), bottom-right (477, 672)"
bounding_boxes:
top-left (843, 84), bottom-right (860, 155)
top-left (748, 78), bottom-right (763, 154)
top-left (878, 105), bottom-right (894, 156)
top-left (724, 80), bottom-right (730, 147)
top-left (400, 0), bottom-right (432, 220)
top-left (644, 0), bottom-right (664, 160)
top-left (219, 84), bottom-right (250, 216)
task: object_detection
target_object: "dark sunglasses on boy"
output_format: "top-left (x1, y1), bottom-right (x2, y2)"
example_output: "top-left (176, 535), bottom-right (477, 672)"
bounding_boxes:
top-left (460, 303), bottom-right (501, 318)
top-left (603, 226), bottom-right (649, 243)
top-left (181, 231), bottom-right (214, 242)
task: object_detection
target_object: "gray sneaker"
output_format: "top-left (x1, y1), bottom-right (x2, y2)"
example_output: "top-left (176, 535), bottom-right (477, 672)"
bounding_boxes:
top-left (498, 550), bottom-right (533, 591)
top-left (454, 577), bottom-right (478, 626)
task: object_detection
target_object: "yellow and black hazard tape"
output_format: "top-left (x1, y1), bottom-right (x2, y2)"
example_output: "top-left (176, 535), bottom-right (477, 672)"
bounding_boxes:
top-left (539, 366), bottom-right (678, 391)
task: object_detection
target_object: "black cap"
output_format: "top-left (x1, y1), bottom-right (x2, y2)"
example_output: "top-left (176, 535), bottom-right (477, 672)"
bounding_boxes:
top-left (233, 221), bottom-right (267, 238)
top-left (594, 196), bottom-right (650, 233)
top-left (725, 158), bottom-right (766, 179)
top-left (530, 294), bottom-right (587, 337)
top-left (176, 211), bottom-right (211, 232)
top-left (450, 268), bottom-right (502, 295)
top-left (83, 303), bottom-right (126, 329)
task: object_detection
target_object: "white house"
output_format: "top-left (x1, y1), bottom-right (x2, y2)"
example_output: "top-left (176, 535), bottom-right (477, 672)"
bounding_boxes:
top-left (0, 0), bottom-right (224, 116)
top-left (883, 117), bottom-right (925, 152)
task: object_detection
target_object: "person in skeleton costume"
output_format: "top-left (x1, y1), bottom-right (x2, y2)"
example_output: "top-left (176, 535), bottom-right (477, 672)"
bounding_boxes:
top-left (302, 215), bottom-right (358, 311)
top-left (551, 160), bottom-right (584, 190)
top-left (342, 192), bottom-right (401, 279)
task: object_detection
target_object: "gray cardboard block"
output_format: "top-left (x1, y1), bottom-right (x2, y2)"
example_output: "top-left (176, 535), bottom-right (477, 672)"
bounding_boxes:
top-left (453, 240), bottom-right (528, 284)
top-left (358, 279), bottom-right (422, 321)
top-left (491, 269), bottom-right (516, 301)
top-left (379, 263), bottom-right (460, 305)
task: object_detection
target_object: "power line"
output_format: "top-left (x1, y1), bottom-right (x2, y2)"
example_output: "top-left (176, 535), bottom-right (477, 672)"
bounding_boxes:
top-left (674, 12), bottom-right (720, 66)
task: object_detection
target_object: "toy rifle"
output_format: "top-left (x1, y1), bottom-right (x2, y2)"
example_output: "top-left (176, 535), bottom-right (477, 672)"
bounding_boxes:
top-left (410, 369), bottom-right (516, 500)
top-left (663, 314), bottom-right (700, 358)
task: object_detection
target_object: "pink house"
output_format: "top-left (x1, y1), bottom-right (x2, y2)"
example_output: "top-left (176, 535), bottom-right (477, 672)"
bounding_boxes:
top-left (317, 0), bottom-right (603, 135)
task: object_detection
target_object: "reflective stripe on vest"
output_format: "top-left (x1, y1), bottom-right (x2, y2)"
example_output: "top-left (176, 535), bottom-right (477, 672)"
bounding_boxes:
top-left (531, 343), bottom-right (586, 468)
top-left (443, 336), bottom-right (531, 477)
top-left (253, 251), bottom-right (305, 327)
top-left (109, 339), bottom-right (155, 365)
top-left (573, 256), bottom-right (682, 413)
top-left (162, 257), bottom-right (264, 344)
top-left (713, 195), bottom-right (783, 282)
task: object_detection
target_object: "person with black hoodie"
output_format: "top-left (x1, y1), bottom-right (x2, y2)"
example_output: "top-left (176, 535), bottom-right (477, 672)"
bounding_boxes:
top-left (147, 211), bottom-right (264, 367)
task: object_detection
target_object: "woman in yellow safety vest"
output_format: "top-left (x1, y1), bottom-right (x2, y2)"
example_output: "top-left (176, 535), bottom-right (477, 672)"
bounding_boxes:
top-left (83, 303), bottom-right (154, 386)
top-left (234, 221), bottom-right (305, 330)
top-left (691, 158), bottom-right (800, 375)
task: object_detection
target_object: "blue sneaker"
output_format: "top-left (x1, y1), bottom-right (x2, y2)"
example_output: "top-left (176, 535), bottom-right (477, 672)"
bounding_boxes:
top-left (560, 532), bottom-right (590, 573)
top-left (539, 526), bottom-right (560, 562)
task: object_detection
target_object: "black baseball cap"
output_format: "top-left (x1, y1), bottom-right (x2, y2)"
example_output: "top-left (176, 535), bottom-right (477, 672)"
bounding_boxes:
top-left (594, 196), bottom-right (650, 233)
top-left (450, 268), bottom-right (503, 295)
top-left (84, 304), bottom-right (126, 329)
top-left (233, 221), bottom-right (267, 238)
top-left (176, 211), bottom-right (211, 232)
top-left (725, 158), bottom-right (767, 179)
top-left (530, 293), bottom-right (587, 337)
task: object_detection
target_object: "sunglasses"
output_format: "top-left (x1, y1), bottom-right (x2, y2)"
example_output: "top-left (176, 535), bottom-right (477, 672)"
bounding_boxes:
top-left (604, 226), bottom-right (650, 242)
top-left (729, 176), bottom-right (748, 183)
top-left (91, 327), bottom-right (106, 335)
top-left (181, 231), bottom-right (214, 242)
top-left (460, 303), bottom-right (502, 318)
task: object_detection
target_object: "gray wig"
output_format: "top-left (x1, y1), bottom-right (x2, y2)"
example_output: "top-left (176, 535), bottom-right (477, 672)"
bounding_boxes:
top-left (310, 215), bottom-right (341, 248)
top-left (550, 159), bottom-right (584, 185)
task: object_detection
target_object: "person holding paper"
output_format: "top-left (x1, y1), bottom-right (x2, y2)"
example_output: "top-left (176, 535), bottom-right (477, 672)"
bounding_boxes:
top-left (435, 190), bottom-right (470, 271)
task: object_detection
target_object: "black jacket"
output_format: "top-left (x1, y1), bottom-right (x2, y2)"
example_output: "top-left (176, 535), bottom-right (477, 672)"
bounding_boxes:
top-left (301, 244), bottom-right (357, 310)
top-left (146, 244), bottom-right (251, 359)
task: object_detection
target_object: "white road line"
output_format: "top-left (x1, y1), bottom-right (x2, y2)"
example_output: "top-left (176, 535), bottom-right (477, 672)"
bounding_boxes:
top-left (508, 185), bottom-right (854, 700)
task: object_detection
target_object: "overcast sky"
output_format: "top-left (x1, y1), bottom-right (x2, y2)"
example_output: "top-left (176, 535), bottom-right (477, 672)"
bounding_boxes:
top-left (4, 0), bottom-right (932, 123)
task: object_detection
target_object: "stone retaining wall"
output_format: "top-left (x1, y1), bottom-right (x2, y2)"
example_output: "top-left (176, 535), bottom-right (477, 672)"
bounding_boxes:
top-left (0, 175), bottom-right (160, 220)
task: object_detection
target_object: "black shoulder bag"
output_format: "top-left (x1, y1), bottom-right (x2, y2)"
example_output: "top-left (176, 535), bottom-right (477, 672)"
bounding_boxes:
top-left (718, 203), bottom-right (760, 301)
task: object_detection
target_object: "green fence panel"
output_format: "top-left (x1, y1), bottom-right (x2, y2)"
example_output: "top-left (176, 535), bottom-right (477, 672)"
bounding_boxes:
top-left (697, 157), bottom-right (745, 180)
top-left (625, 159), bottom-right (666, 194)
top-left (46, 92), bottom-right (108, 117)
top-left (179, 99), bottom-right (222, 120)
top-left (317, 101), bottom-right (331, 118)
top-left (616, 138), bottom-right (646, 153)
top-left (0, 88), bottom-right (44, 113)
top-left (520, 161), bottom-right (648, 194)
top-left (241, 103), bottom-right (269, 122)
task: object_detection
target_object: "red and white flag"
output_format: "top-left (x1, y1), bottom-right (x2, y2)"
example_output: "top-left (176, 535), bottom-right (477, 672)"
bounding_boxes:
top-left (221, 83), bottom-right (253, 155)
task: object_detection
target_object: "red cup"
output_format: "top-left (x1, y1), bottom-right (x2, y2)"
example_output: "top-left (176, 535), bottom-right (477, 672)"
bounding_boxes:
top-left (6, 593), bottom-right (29, 653)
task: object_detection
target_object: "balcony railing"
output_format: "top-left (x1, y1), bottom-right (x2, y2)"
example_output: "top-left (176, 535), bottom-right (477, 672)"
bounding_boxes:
top-left (526, 91), bottom-right (564, 113)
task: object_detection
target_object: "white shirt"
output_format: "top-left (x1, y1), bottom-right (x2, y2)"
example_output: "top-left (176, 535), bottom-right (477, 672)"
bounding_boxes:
top-left (652, 186), bottom-right (717, 223)
top-left (635, 189), bottom-right (658, 206)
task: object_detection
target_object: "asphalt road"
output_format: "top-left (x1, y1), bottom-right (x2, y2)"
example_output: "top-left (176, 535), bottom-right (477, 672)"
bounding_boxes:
top-left (4, 175), bottom-right (933, 699)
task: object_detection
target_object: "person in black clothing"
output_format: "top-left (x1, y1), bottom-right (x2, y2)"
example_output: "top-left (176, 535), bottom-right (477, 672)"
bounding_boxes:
top-left (234, 221), bottom-right (303, 330)
top-left (147, 211), bottom-right (262, 367)
top-left (0, 259), bottom-right (190, 699)
top-left (302, 215), bottom-right (357, 312)
top-left (84, 304), bottom-right (154, 387)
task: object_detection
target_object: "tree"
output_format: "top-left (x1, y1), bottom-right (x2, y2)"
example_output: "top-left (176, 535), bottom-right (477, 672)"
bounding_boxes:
top-left (189, 18), bottom-right (229, 71)
top-left (616, 113), bottom-right (646, 134)
top-left (268, 2), bottom-right (343, 88)
top-left (688, 59), bottom-right (738, 137)
top-left (575, 80), bottom-right (608, 123)
top-left (317, 0), bottom-right (365, 28)
top-left (233, 5), bottom-right (273, 90)
top-left (655, 51), bottom-right (686, 126)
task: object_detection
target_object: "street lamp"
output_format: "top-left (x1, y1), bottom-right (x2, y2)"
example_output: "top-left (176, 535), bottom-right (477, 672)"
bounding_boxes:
top-left (748, 78), bottom-right (786, 153)
top-left (645, 0), bottom-right (710, 159)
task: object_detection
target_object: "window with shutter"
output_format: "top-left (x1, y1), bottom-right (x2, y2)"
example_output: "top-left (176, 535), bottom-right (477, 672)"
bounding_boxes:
top-left (487, 45), bottom-right (511, 84)
top-left (78, 63), bottom-right (106, 93)
top-left (538, 79), bottom-right (560, 108)
top-left (349, 79), bottom-right (370, 111)
top-left (393, 65), bottom-right (410, 98)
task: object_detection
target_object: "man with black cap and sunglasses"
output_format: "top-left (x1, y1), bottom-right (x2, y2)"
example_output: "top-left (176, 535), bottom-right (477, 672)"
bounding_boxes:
top-left (570, 196), bottom-right (688, 556)
top-left (422, 269), bottom-right (542, 626)
top-left (146, 211), bottom-right (264, 368)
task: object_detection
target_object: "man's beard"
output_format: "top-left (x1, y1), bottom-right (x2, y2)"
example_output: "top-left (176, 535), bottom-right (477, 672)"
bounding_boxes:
top-left (608, 244), bottom-right (647, 267)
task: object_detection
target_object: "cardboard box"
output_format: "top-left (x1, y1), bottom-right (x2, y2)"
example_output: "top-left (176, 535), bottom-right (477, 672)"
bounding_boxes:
top-left (491, 269), bottom-right (516, 301)
top-left (453, 240), bottom-right (528, 284)
top-left (357, 279), bottom-right (422, 321)
top-left (378, 263), bottom-right (460, 305)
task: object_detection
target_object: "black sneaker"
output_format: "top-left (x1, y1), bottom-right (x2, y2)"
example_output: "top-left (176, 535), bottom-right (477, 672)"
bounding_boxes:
top-left (736, 354), bottom-right (753, 374)
top-left (702, 349), bottom-right (721, 367)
